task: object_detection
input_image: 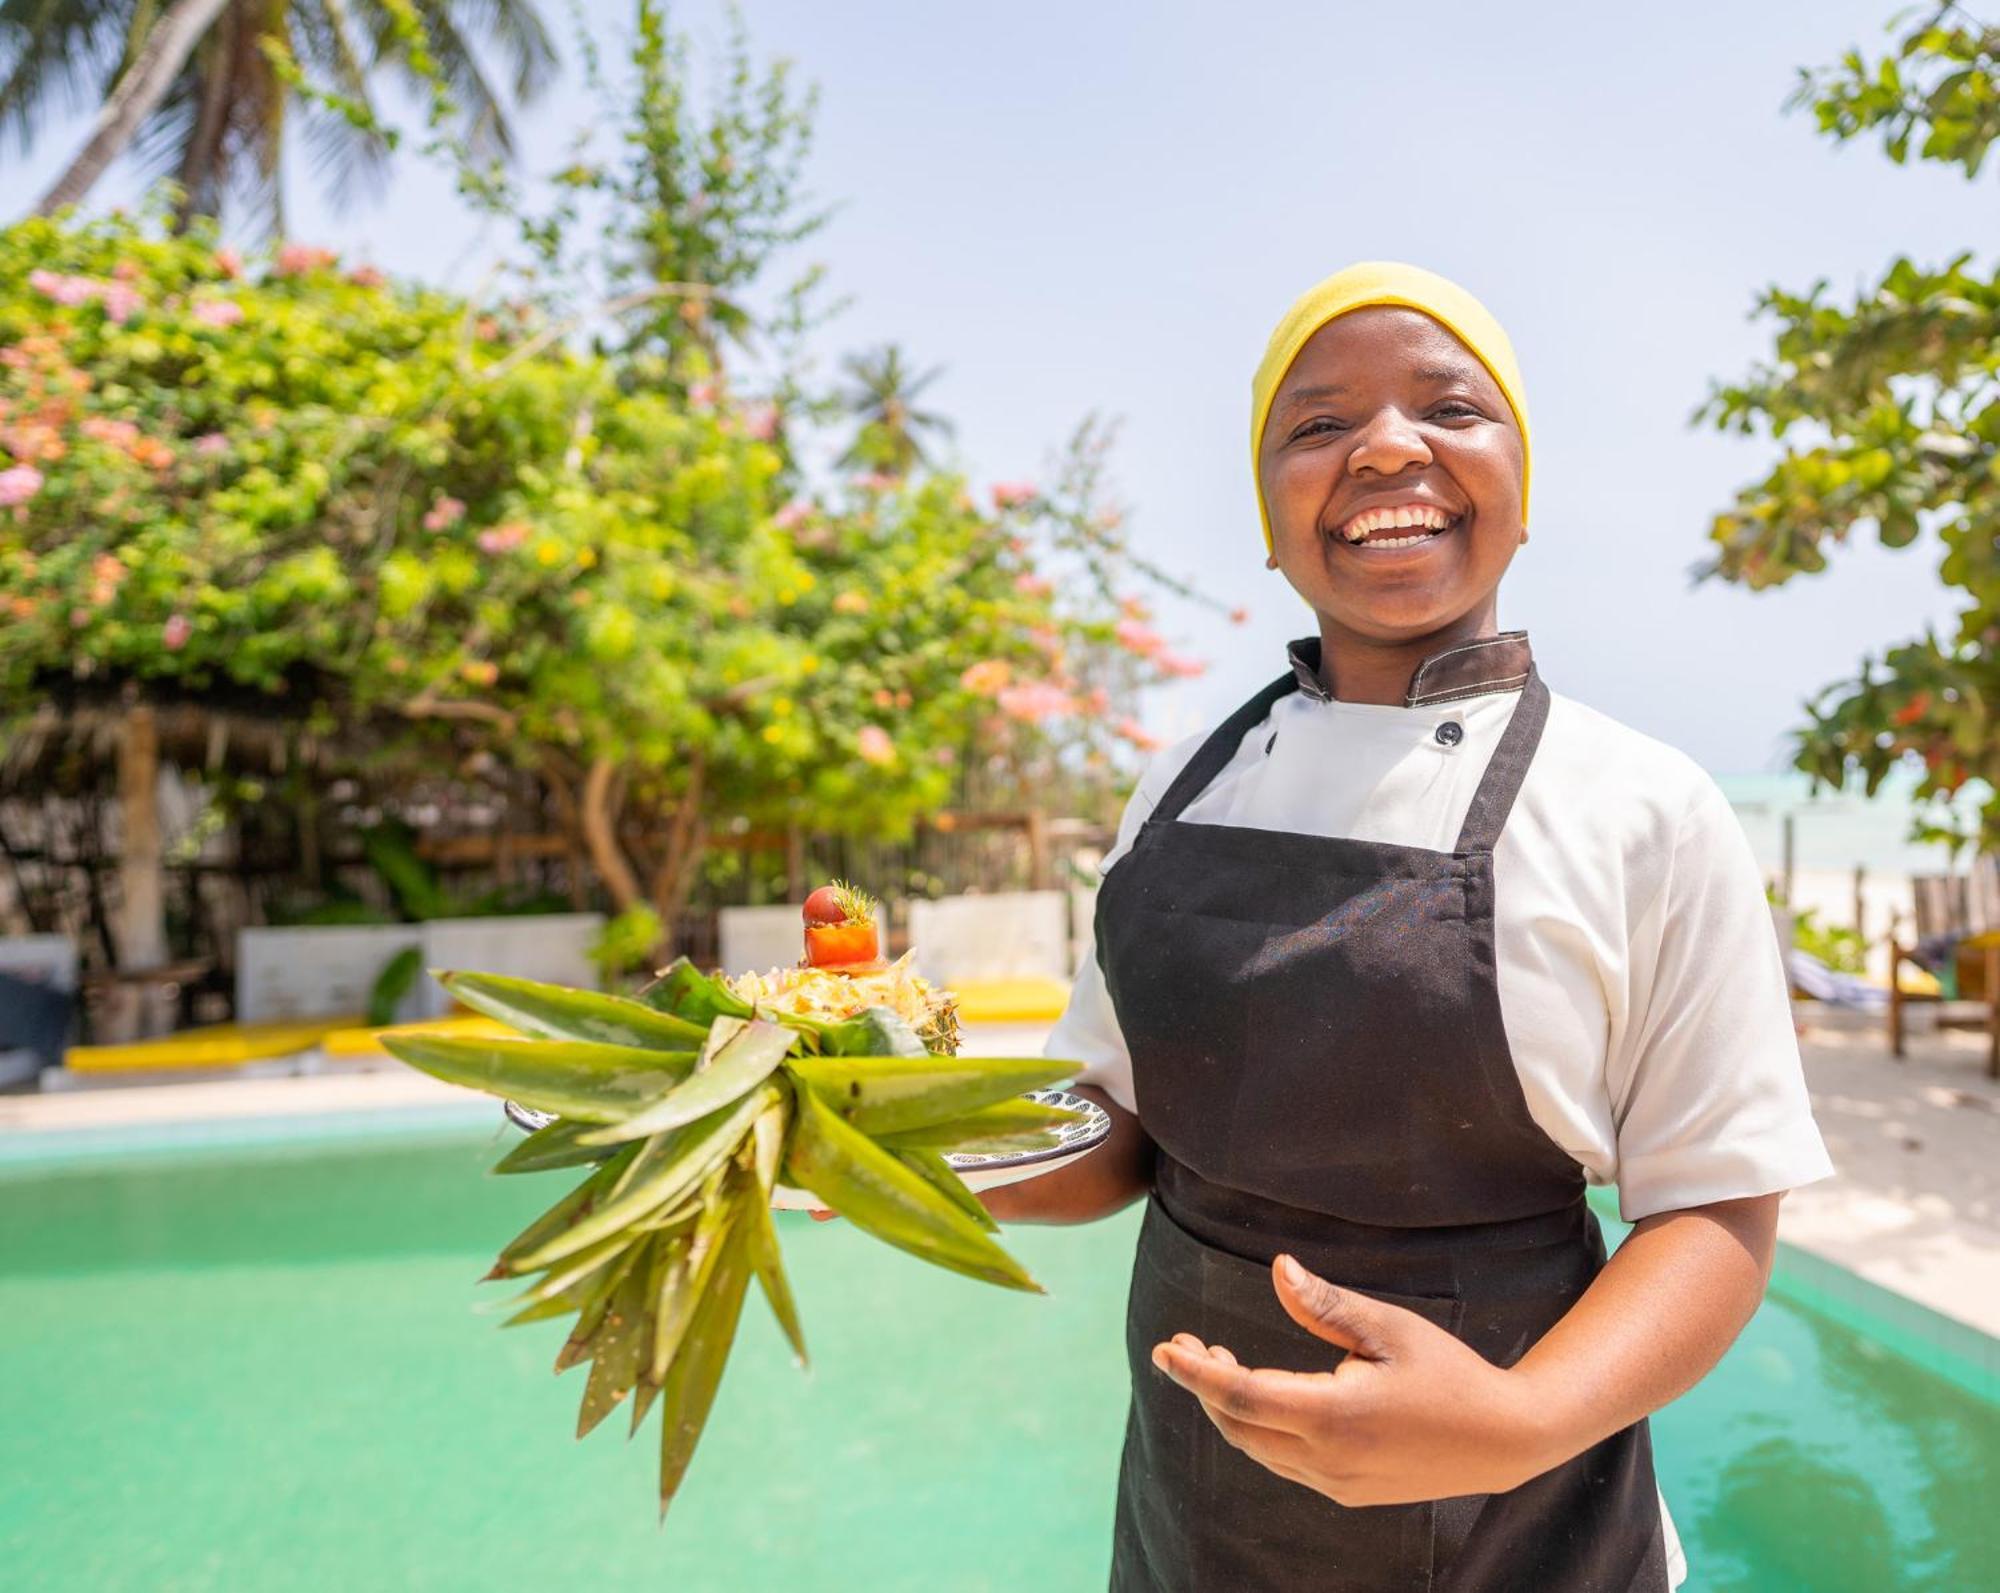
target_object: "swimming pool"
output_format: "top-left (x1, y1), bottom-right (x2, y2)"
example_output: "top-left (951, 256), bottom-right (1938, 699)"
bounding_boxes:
top-left (1, 1123), bottom-right (1992, 1591)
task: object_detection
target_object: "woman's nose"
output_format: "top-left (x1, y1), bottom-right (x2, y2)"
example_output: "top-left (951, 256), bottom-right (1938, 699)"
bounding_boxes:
top-left (1346, 407), bottom-right (1432, 479)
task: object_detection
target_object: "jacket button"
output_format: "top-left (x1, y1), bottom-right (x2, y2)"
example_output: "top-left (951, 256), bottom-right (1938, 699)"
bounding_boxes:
top-left (1435, 720), bottom-right (1463, 747)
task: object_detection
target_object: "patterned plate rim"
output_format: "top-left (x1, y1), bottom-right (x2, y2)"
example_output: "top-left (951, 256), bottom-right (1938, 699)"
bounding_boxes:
top-left (501, 1087), bottom-right (1111, 1174)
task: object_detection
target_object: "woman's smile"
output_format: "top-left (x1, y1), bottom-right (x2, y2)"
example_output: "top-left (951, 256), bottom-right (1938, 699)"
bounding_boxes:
top-left (1328, 498), bottom-right (1465, 550)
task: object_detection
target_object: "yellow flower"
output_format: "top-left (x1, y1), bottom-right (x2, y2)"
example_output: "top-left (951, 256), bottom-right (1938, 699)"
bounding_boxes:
top-left (772, 698), bottom-right (793, 717)
top-left (778, 588), bottom-right (797, 605)
top-left (761, 725), bottom-right (784, 744)
top-left (535, 541), bottom-right (562, 567)
top-left (576, 547), bottom-right (598, 569)
top-left (801, 655), bottom-right (820, 674)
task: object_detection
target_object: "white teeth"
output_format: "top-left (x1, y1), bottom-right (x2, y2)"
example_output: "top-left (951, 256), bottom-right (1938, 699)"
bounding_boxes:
top-left (1336, 503), bottom-right (1456, 543)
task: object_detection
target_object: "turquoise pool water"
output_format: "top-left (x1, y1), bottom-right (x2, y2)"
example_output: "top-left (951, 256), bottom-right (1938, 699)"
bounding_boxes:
top-left (0, 1126), bottom-right (1993, 1591)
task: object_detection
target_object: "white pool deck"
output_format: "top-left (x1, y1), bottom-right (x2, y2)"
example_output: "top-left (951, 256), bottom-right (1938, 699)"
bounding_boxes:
top-left (2, 1009), bottom-right (1994, 1342)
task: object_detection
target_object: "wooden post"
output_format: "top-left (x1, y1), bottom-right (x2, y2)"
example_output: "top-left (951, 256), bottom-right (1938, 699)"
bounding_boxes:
top-left (1780, 813), bottom-right (1795, 907)
top-left (117, 707), bottom-right (166, 970)
top-left (785, 824), bottom-right (806, 900)
top-left (1026, 809), bottom-right (1051, 891)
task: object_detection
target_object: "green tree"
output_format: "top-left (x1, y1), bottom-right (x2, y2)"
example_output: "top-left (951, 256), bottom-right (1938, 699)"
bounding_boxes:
top-left (1699, 2), bottom-right (2000, 851)
top-left (837, 343), bottom-right (954, 477)
top-left (1, 0), bottom-right (555, 231)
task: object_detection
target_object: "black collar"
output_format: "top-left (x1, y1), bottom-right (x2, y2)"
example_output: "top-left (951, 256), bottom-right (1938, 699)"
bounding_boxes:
top-left (1286, 631), bottom-right (1534, 708)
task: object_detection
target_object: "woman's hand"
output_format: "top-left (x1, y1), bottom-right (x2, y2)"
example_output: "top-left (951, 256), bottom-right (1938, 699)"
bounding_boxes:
top-left (1155, 1195), bottom-right (1780, 1505)
top-left (1151, 1254), bottom-right (1552, 1506)
top-left (977, 1085), bottom-right (1153, 1225)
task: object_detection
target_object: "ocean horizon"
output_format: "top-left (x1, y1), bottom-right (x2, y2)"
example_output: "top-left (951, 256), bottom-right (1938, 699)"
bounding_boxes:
top-left (1712, 765), bottom-right (1989, 881)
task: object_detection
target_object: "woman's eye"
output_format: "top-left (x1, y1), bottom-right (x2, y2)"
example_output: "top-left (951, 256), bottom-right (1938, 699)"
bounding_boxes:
top-left (1291, 417), bottom-right (1345, 441)
top-left (1430, 402), bottom-right (1482, 421)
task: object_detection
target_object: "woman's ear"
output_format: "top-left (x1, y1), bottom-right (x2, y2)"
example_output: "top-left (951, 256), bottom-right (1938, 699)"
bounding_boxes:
top-left (1265, 552), bottom-right (1279, 570)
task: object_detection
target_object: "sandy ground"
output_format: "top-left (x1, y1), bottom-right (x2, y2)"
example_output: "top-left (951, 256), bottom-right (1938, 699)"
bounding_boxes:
top-left (1786, 1004), bottom-right (1999, 1336)
top-left (5, 1009), bottom-right (1995, 1338)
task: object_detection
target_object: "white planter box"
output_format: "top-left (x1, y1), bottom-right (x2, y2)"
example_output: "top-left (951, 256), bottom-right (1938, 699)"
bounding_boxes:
top-left (718, 906), bottom-right (804, 977)
top-left (417, 913), bottom-right (605, 1017)
top-left (237, 925), bottom-right (424, 1024)
top-left (237, 913), bottom-right (605, 1024)
top-left (907, 891), bottom-right (1071, 984)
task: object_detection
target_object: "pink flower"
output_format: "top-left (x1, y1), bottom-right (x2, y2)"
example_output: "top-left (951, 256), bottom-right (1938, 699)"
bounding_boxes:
top-left (423, 496), bottom-right (465, 532)
top-left (69, 607), bottom-right (91, 628)
top-left (998, 681), bottom-right (1075, 722)
top-left (0, 465), bottom-right (45, 507)
top-left (688, 381), bottom-right (718, 409)
top-left (1155, 651), bottom-right (1207, 679)
top-left (1026, 625), bottom-right (1063, 655)
top-left (1115, 718), bottom-right (1164, 752)
top-left (349, 265), bottom-right (386, 289)
top-left (194, 433), bottom-right (230, 457)
top-left (93, 553), bottom-right (127, 586)
top-left (274, 243), bottom-right (337, 277)
top-left (216, 248), bottom-right (244, 280)
top-left (934, 746), bottom-right (957, 766)
top-left (476, 522), bottom-right (529, 555)
top-left (741, 402), bottom-right (780, 441)
top-left (112, 259), bottom-right (141, 282)
top-left (991, 480), bottom-right (1038, 510)
top-left (773, 499), bottom-right (812, 531)
top-left (1114, 618), bottom-right (1166, 657)
top-left (29, 271), bottom-right (99, 309)
top-left (1229, 606), bottom-right (1251, 626)
top-left (1119, 595), bottom-right (1152, 621)
top-left (855, 472), bottom-right (899, 493)
top-left (857, 726), bottom-right (897, 766)
top-left (1013, 573), bottom-right (1054, 599)
top-left (99, 284), bottom-right (142, 323)
top-left (192, 299), bottom-right (243, 329)
top-left (959, 659), bottom-right (1012, 696)
top-left (82, 417), bottom-right (140, 449)
top-left (1081, 686), bottom-right (1111, 715)
top-left (162, 614), bottom-right (192, 651)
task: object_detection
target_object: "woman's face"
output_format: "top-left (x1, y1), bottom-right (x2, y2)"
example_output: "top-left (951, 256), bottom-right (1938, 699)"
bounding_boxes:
top-left (1257, 307), bottom-right (1526, 644)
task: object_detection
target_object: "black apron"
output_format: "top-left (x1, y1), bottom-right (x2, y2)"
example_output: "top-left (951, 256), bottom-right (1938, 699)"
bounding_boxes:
top-left (1096, 665), bottom-right (1669, 1593)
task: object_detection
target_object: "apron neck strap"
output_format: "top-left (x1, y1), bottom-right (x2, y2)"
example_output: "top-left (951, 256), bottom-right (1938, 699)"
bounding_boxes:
top-left (1147, 671), bottom-right (1301, 826)
top-left (1454, 667), bottom-right (1550, 855)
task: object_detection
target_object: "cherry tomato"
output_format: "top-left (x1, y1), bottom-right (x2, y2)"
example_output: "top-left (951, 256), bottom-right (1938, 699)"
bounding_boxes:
top-left (802, 886), bottom-right (848, 926)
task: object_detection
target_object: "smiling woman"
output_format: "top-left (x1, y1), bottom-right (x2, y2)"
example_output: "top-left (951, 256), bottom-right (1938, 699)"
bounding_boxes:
top-left (989, 262), bottom-right (1834, 1593)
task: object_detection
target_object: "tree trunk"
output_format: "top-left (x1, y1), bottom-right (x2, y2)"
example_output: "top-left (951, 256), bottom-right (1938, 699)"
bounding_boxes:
top-left (172, 8), bottom-right (236, 231)
top-left (37, 0), bottom-right (234, 217)
top-left (580, 757), bottom-right (645, 913)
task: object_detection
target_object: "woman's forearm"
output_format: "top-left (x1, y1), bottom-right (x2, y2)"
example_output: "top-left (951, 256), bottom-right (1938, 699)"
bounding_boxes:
top-left (1509, 1193), bottom-right (1779, 1478)
top-left (979, 1086), bottom-right (1153, 1224)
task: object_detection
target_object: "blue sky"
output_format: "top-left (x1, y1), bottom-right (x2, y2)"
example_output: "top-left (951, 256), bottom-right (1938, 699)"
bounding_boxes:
top-left (2, 0), bottom-right (1980, 773)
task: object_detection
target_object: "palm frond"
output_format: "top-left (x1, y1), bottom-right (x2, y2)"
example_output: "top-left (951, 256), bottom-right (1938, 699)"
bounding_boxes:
top-left (0, 0), bottom-right (135, 151)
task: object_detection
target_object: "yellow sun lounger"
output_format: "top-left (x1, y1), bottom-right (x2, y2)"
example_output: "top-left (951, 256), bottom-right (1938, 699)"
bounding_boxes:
top-left (320, 1014), bottom-right (516, 1058)
top-left (948, 976), bottom-right (1072, 1026)
top-left (63, 1015), bottom-right (363, 1074)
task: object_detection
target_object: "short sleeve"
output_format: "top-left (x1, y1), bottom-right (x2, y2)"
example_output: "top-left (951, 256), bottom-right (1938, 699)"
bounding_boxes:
top-left (1609, 777), bottom-right (1834, 1221)
top-left (1041, 748), bottom-right (1182, 1113)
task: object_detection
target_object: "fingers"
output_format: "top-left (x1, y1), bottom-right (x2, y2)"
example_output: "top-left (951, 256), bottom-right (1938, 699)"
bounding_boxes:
top-left (1151, 1340), bottom-right (1319, 1436)
top-left (1271, 1255), bottom-right (1399, 1358)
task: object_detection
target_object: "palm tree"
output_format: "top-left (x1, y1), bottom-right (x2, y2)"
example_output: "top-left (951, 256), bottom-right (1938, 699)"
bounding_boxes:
top-left (837, 343), bottom-right (954, 477)
top-left (1, 0), bottom-right (557, 232)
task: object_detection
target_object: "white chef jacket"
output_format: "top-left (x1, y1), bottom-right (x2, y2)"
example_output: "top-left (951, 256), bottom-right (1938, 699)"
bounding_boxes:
top-left (1049, 637), bottom-right (1834, 1224)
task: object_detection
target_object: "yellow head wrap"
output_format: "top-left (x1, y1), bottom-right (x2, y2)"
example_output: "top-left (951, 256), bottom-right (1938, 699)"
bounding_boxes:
top-left (1250, 261), bottom-right (1531, 552)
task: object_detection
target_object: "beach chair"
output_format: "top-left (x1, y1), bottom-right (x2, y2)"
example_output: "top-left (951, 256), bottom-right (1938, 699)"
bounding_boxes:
top-left (1889, 857), bottom-right (2000, 1079)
